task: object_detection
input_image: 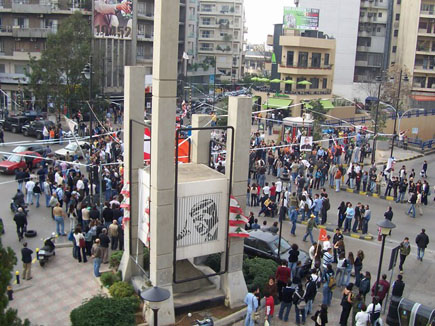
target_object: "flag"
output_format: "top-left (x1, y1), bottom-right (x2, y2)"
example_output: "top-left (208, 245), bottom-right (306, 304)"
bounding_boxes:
top-left (64, 115), bottom-right (77, 133)
top-left (228, 195), bottom-right (249, 237)
top-left (318, 228), bottom-right (328, 242)
top-left (144, 128), bottom-right (151, 161)
top-left (183, 51), bottom-right (190, 60)
top-left (229, 226), bottom-right (249, 238)
top-left (271, 52), bottom-right (276, 64)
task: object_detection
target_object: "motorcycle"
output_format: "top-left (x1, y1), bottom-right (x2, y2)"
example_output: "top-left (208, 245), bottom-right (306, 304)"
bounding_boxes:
top-left (37, 233), bottom-right (56, 267)
top-left (10, 200), bottom-right (29, 215)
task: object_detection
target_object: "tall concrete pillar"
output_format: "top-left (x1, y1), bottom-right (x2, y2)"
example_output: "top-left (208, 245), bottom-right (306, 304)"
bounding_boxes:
top-left (147, 0), bottom-right (179, 324)
top-left (191, 114), bottom-right (211, 165)
top-left (222, 96), bottom-right (251, 308)
top-left (119, 66), bottom-right (146, 280)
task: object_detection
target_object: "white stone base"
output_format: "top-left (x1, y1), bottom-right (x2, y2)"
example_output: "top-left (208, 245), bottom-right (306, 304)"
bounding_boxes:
top-left (221, 270), bottom-right (248, 309)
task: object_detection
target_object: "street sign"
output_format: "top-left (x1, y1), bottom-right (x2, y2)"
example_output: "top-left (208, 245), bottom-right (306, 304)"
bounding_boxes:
top-left (389, 246), bottom-right (400, 271)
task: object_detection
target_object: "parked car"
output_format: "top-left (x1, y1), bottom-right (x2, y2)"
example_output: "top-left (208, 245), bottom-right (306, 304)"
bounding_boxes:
top-left (243, 229), bottom-right (308, 264)
top-left (22, 120), bottom-right (55, 139)
top-left (54, 141), bottom-right (88, 160)
top-left (0, 151), bottom-right (43, 174)
top-left (2, 116), bottom-right (30, 133)
top-left (3, 144), bottom-right (45, 160)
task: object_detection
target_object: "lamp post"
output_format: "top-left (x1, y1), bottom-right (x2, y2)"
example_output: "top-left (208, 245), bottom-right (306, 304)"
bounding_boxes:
top-left (372, 219), bottom-right (396, 317)
top-left (140, 286), bottom-right (171, 326)
top-left (390, 70), bottom-right (409, 158)
top-left (371, 76), bottom-right (382, 164)
top-left (82, 56), bottom-right (94, 203)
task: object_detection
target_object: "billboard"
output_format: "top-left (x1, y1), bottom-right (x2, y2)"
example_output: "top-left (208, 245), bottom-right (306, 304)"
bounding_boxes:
top-left (283, 7), bottom-right (319, 31)
top-left (93, 0), bottom-right (133, 39)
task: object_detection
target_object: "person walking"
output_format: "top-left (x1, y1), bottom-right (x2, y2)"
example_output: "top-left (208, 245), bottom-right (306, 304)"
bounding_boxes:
top-left (355, 304), bottom-right (369, 326)
top-left (339, 283), bottom-right (354, 326)
top-left (244, 286), bottom-right (260, 326)
top-left (53, 202), bottom-right (66, 236)
top-left (290, 207), bottom-right (298, 236)
top-left (33, 182), bottom-right (41, 208)
top-left (303, 214), bottom-right (317, 244)
top-left (398, 237), bottom-right (411, 273)
top-left (91, 238), bottom-right (103, 277)
top-left (265, 290), bottom-right (275, 325)
top-left (13, 207), bottom-right (27, 241)
top-left (407, 192), bottom-right (417, 218)
top-left (293, 282), bottom-right (307, 326)
top-left (278, 281), bottom-right (297, 322)
top-left (415, 229), bottom-right (429, 261)
top-left (332, 228), bottom-right (344, 263)
top-left (359, 272), bottom-right (371, 302)
top-left (371, 274), bottom-right (390, 306)
top-left (21, 242), bottom-right (33, 280)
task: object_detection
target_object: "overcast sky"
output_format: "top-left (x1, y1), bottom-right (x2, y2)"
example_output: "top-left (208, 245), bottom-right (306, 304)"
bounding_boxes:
top-left (244, 0), bottom-right (295, 45)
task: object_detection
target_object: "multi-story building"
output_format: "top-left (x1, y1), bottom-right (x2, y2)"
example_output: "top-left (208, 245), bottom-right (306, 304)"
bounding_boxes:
top-left (263, 27), bottom-right (336, 116)
top-left (394, 0), bottom-right (435, 105)
top-left (243, 44), bottom-right (271, 76)
top-left (0, 0), bottom-right (187, 111)
top-left (195, 0), bottom-right (246, 82)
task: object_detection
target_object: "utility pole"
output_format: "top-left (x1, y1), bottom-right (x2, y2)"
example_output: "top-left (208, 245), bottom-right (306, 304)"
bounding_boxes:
top-left (371, 77), bottom-right (382, 164)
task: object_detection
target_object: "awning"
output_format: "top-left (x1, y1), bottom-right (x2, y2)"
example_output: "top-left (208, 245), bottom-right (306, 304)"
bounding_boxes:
top-left (320, 99), bottom-right (334, 109)
top-left (262, 98), bottom-right (293, 109)
top-left (411, 95), bottom-right (435, 102)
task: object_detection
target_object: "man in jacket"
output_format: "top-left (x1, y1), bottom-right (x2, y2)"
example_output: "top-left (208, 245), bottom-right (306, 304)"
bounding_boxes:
top-left (91, 239), bottom-right (103, 277)
top-left (398, 237), bottom-right (411, 273)
top-left (371, 274), bottom-right (390, 306)
top-left (13, 207), bottom-right (27, 241)
top-left (332, 228), bottom-right (344, 263)
top-left (303, 214), bottom-right (317, 244)
top-left (108, 220), bottom-right (119, 250)
top-left (391, 274), bottom-right (405, 297)
top-left (415, 229), bottom-right (429, 261)
top-left (21, 242), bottom-right (33, 280)
top-left (98, 228), bottom-right (110, 264)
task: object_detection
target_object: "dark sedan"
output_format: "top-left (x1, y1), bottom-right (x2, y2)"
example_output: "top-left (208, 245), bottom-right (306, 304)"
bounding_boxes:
top-left (244, 229), bottom-right (308, 264)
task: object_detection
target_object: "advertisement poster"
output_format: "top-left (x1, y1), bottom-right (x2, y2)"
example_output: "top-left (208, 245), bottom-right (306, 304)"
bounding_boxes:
top-left (283, 7), bottom-right (320, 31)
top-left (93, 0), bottom-right (133, 39)
top-left (300, 136), bottom-right (313, 152)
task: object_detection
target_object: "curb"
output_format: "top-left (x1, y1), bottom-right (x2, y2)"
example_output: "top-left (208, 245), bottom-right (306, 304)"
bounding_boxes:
top-left (297, 220), bottom-right (374, 240)
top-left (214, 307), bottom-right (247, 326)
top-left (332, 186), bottom-right (408, 204)
top-left (339, 153), bottom-right (424, 169)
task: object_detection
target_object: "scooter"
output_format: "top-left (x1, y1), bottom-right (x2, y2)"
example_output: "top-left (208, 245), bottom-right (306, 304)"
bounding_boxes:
top-left (37, 233), bottom-right (56, 267)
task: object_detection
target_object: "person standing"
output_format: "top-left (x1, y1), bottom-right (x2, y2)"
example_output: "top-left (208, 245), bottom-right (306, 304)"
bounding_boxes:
top-left (73, 226), bottom-right (87, 263)
top-left (290, 206), bottom-right (298, 236)
top-left (355, 304), bottom-right (369, 326)
top-left (398, 237), bottom-right (411, 273)
top-left (391, 274), bottom-right (405, 297)
top-left (53, 202), bottom-right (66, 236)
top-left (384, 206), bottom-right (393, 221)
top-left (21, 242), bottom-right (33, 280)
top-left (293, 283), bottom-right (306, 325)
top-left (339, 283), bottom-right (354, 326)
top-left (333, 228), bottom-right (344, 263)
top-left (415, 229), bottom-right (429, 261)
top-left (354, 250), bottom-right (365, 287)
top-left (343, 203), bottom-right (354, 233)
top-left (264, 291), bottom-right (275, 325)
top-left (244, 286), bottom-right (259, 326)
top-left (322, 264), bottom-right (335, 306)
top-left (13, 207), bottom-right (27, 241)
top-left (362, 205), bottom-right (371, 235)
top-left (313, 304), bottom-right (328, 326)
top-left (108, 220), bottom-right (119, 251)
top-left (371, 274), bottom-right (390, 306)
top-left (278, 281), bottom-right (296, 322)
top-left (98, 228), bottom-right (110, 264)
top-left (91, 238), bottom-right (103, 277)
top-left (25, 178), bottom-right (35, 205)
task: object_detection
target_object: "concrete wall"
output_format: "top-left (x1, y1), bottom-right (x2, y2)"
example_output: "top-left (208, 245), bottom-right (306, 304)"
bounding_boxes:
top-left (396, 0), bottom-right (420, 72)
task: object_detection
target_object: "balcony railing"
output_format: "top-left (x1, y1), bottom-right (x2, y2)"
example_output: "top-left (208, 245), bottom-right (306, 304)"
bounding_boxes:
top-left (12, 0), bottom-right (51, 13)
top-left (0, 25), bottom-right (13, 33)
top-left (279, 64), bottom-right (333, 70)
top-left (12, 26), bottom-right (55, 38)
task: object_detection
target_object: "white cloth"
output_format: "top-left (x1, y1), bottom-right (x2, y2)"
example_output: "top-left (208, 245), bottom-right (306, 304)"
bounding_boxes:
top-left (355, 311), bottom-right (369, 326)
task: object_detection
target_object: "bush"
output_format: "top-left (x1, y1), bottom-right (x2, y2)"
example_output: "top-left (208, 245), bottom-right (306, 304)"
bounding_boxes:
top-left (70, 295), bottom-right (139, 326)
top-left (204, 253), bottom-right (221, 273)
top-left (100, 271), bottom-right (121, 288)
top-left (109, 251), bottom-right (123, 270)
top-left (109, 281), bottom-right (135, 298)
top-left (243, 257), bottom-right (278, 295)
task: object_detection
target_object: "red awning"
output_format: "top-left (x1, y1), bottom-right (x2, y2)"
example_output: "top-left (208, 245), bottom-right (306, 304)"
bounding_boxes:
top-left (411, 95), bottom-right (435, 102)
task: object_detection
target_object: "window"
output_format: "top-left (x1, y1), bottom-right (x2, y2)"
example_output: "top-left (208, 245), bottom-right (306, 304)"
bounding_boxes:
top-left (201, 30), bottom-right (213, 38)
top-left (309, 78), bottom-right (319, 89)
top-left (324, 53), bottom-right (330, 66)
top-left (256, 240), bottom-right (272, 253)
top-left (322, 78), bottom-right (328, 89)
top-left (396, 14), bottom-right (400, 21)
top-left (14, 17), bottom-right (29, 28)
top-left (201, 4), bottom-right (213, 12)
top-left (138, 24), bottom-right (145, 35)
top-left (394, 29), bottom-right (399, 37)
top-left (378, 12), bottom-right (382, 17)
top-left (392, 46), bottom-right (397, 53)
top-left (298, 52), bottom-right (308, 68)
top-left (199, 43), bottom-right (213, 51)
top-left (137, 44), bottom-right (145, 58)
top-left (202, 17), bottom-right (211, 25)
top-left (0, 41), bottom-right (3, 53)
top-left (15, 64), bottom-right (27, 74)
top-left (377, 27), bottom-right (381, 32)
top-left (311, 53), bottom-right (321, 68)
top-left (286, 51), bottom-right (294, 66)
top-left (0, 64), bottom-right (5, 73)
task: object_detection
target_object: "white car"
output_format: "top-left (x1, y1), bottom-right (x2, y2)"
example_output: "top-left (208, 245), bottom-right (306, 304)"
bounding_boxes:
top-left (54, 141), bottom-right (88, 161)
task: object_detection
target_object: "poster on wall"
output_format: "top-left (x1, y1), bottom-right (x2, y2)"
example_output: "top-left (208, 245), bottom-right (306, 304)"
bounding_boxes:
top-left (283, 7), bottom-right (319, 31)
top-left (300, 136), bottom-right (313, 151)
top-left (93, 0), bottom-right (133, 39)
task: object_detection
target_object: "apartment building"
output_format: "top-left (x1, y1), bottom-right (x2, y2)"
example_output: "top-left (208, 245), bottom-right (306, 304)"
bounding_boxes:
top-left (0, 0), bottom-right (186, 111)
top-left (243, 44), bottom-right (271, 76)
top-left (195, 0), bottom-right (246, 81)
top-left (394, 0), bottom-right (435, 104)
top-left (263, 28), bottom-right (336, 116)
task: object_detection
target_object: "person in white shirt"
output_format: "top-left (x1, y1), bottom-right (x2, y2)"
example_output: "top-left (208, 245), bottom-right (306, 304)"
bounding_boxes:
top-left (323, 235), bottom-right (332, 251)
top-left (367, 297), bottom-right (382, 326)
top-left (262, 183), bottom-right (270, 197)
top-left (25, 179), bottom-right (35, 205)
top-left (355, 304), bottom-right (369, 326)
top-left (275, 180), bottom-right (282, 202)
top-left (55, 171), bottom-right (63, 186)
top-left (43, 180), bottom-right (51, 208)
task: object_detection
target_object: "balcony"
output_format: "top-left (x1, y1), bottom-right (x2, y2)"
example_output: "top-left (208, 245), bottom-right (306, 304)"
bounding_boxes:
top-left (12, 26), bottom-right (54, 38)
top-left (137, 33), bottom-right (153, 42)
top-left (0, 25), bottom-right (12, 36)
top-left (279, 35), bottom-right (334, 49)
top-left (418, 29), bottom-right (435, 37)
top-left (415, 49), bottom-right (435, 56)
top-left (137, 11), bottom-right (154, 20)
top-left (420, 10), bottom-right (435, 18)
top-left (357, 45), bottom-right (371, 52)
top-left (0, 73), bottom-right (29, 84)
top-left (12, 0), bottom-right (51, 14)
top-left (414, 66), bottom-right (435, 74)
top-left (278, 64), bottom-right (333, 76)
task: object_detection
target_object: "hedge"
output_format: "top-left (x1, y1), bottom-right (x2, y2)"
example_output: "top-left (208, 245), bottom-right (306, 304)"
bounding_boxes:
top-left (100, 271), bottom-right (121, 288)
top-left (109, 251), bottom-right (124, 270)
top-left (109, 281), bottom-right (135, 298)
top-left (242, 257), bottom-right (278, 295)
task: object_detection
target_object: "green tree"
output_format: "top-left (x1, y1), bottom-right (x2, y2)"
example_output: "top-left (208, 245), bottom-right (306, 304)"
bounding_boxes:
top-left (27, 12), bottom-right (96, 116)
top-left (0, 226), bottom-right (30, 326)
top-left (308, 99), bottom-right (329, 140)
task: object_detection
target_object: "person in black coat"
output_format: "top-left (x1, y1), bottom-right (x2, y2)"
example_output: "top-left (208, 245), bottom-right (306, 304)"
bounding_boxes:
top-left (313, 304), bottom-right (328, 326)
top-left (391, 274), bottom-right (405, 297)
top-left (13, 208), bottom-right (28, 241)
top-left (415, 229), bottom-right (429, 261)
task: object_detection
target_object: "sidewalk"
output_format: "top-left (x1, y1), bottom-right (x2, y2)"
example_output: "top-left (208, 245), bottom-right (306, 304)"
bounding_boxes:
top-left (9, 247), bottom-right (103, 326)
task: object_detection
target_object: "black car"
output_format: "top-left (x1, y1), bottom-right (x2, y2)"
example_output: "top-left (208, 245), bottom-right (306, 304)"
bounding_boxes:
top-left (2, 116), bottom-right (30, 133)
top-left (244, 230), bottom-right (308, 264)
top-left (22, 120), bottom-right (55, 139)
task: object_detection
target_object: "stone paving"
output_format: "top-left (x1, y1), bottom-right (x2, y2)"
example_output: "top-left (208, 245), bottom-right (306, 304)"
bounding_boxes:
top-left (9, 246), bottom-right (103, 326)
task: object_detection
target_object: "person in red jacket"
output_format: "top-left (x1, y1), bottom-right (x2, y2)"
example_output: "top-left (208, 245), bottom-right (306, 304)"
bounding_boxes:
top-left (275, 260), bottom-right (291, 301)
top-left (265, 291), bottom-right (275, 324)
top-left (371, 274), bottom-right (390, 306)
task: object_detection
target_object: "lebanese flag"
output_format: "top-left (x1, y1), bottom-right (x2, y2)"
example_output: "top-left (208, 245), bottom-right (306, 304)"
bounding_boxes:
top-left (144, 128), bottom-right (151, 161)
top-left (229, 226), bottom-right (250, 238)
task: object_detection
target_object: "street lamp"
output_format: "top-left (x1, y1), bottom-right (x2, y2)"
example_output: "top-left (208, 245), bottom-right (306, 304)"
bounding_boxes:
top-left (140, 286), bottom-right (171, 326)
top-left (82, 56), bottom-right (94, 203)
top-left (372, 219), bottom-right (396, 316)
top-left (390, 71), bottom-right (409, 158)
